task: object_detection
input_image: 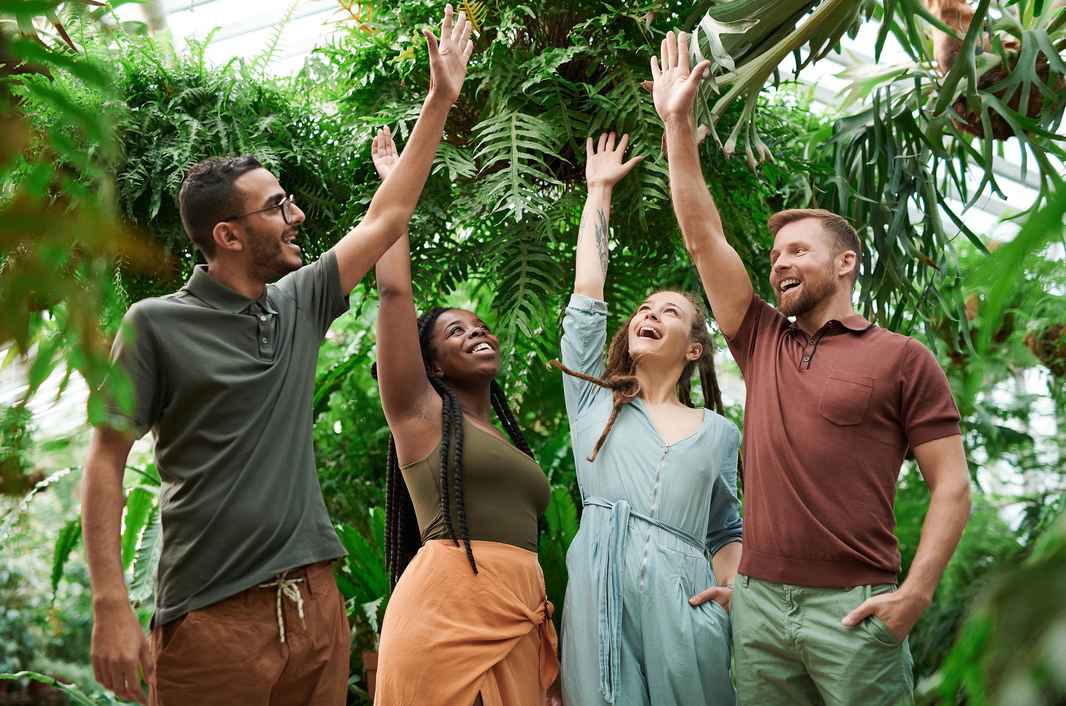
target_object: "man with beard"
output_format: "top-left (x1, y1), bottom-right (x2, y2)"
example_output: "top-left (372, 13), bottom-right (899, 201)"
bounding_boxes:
top-left (80, 7), bottom-right (474, 705)
top-left (651, 32), bottom-right (971, 705)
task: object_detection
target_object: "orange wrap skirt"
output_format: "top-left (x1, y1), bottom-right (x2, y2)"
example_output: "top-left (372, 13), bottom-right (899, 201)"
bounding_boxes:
top-left (374, 540), bottom-right (559, 706)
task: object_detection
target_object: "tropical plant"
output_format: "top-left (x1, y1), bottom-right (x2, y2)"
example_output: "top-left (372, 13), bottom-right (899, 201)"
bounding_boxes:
top-left (1, 2), bottom-right (159, 477)
top-left (688, 0), bottom-right (1065, 342)
top-left (3, 2), bottom-right (1064, 705)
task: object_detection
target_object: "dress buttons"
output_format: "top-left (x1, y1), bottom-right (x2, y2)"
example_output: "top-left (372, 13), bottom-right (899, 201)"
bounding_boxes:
top-left (259, 314), bottom-right (268, 321)
top-left (261, 337), bottom-right (269, 343)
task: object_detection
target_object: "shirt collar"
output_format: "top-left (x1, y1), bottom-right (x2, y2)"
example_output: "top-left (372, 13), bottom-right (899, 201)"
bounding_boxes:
top-left (839, 314), bottom-right (873, 332)
top-left (184, 265), bottom-right (270, 314)
top-left (789, 314), bottom-right (874, 336)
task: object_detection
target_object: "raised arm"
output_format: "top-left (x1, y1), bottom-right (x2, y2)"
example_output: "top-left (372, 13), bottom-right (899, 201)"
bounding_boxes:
top-left (82, 427), bottom-right (152, 705)
top-left (574, 132), bottom-right (643, 300)
top-left (333, 5), bottom-right (473, 294)
top-left (652, 31), bottom-right (754, 338)
top-left (370, 128), bottom-right (440, 453)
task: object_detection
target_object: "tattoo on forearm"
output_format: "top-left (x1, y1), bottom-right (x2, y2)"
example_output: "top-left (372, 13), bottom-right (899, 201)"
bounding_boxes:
top-left (595, 208), bottom-right (610, 276)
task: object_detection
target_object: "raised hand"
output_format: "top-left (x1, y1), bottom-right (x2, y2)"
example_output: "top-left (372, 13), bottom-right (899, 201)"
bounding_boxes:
top-left (650, 31), bottom-right (711, 123)
top-left (371, 126), bottom-right (400, 180)
top-left (586, 132), bottom-right (644, 189)
top-left (424, 4), bottom-right (475, 105)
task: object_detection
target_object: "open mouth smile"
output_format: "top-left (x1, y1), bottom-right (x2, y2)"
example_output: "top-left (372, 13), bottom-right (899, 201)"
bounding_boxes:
top-left (636, 325), bottom-right (662, 340)
top-left (778, 278), bottom-right (801, 294)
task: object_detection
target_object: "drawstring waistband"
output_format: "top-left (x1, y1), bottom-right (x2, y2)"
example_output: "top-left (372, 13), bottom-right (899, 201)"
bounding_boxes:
top-left (257, 571), bottom-right (306, 643)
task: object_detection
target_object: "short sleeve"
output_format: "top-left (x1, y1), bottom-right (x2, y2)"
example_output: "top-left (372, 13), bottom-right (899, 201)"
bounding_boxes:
top-left (274, 250), bottom-right (350, 337)
top-left (900, 339), bottom-right (961, 448)
top-left (559, 293), bottom-right (610, 419)
top-left (724, 294), bottom-right (787, 377)
top-left (104, 304), bottom-right (161, 437)
top-left (706, 423), bottom-right (743, 556)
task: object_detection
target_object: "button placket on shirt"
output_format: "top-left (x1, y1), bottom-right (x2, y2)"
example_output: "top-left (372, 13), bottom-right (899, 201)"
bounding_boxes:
top-left (253, 303), bottom-right (277, 359)
top-left (637, 444), bottom-right (671, 592)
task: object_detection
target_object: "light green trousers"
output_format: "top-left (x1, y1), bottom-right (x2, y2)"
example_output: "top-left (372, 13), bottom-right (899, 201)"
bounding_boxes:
top-left (732, 574), bottom-right (914, 706)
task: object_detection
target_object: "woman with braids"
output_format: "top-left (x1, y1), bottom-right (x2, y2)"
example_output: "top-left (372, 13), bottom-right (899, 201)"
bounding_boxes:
top-left (368, 125), bottom-right (560, 706)
top-left (553, 132), bottom-right (742, 706)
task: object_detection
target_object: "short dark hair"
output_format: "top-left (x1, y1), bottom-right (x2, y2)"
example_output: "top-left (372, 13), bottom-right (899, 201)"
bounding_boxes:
top-left (178, 156), bottom-right (263, 257)
top-left (768, 208), bottom-right (863, 284)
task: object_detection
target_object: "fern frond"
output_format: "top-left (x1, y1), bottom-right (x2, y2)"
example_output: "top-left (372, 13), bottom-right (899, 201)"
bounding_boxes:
top-left (473, 110), bottom-right (561, 221)
top-left (434, 142), bottom-right (477, 181)
top-left (458, 0), bottom-right (488, 34)
top-left (128, 504), bottom-right (161, 606)
top-left (250, 1), bottom-right (300, 76)
top-left (491, 231), bottom-right (562, 380)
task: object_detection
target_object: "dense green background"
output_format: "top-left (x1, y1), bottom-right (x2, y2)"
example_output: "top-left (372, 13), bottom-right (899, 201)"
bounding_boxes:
top-left (2, 2), bottom-right (1065, 705)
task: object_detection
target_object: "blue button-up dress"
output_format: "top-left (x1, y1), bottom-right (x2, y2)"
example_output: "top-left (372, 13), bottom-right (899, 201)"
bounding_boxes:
top-left (559, 294), bottom-right (742, 706)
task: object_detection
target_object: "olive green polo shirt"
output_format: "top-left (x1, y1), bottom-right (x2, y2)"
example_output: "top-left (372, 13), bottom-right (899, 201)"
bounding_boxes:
top-left (108, 252), bottom-right (349, 625)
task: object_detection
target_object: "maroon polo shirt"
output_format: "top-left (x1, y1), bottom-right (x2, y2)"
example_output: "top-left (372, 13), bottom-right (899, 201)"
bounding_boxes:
top-left (726, 295), bottom-right (961, 587)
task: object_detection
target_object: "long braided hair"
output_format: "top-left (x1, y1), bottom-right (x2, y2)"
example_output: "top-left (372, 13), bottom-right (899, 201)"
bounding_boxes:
top-left (382, 307), bottom-right (536, 588)
top-left (552, 292), bottom-right (725, 462)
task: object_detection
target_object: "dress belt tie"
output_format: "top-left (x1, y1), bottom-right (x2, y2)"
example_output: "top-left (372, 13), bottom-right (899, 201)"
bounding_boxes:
top-left (583, 496), bottom-right (707, 704)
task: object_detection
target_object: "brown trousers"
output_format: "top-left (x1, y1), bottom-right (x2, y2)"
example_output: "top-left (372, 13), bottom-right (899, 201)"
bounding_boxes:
top-left (149, 561), bottom-right (351, 706)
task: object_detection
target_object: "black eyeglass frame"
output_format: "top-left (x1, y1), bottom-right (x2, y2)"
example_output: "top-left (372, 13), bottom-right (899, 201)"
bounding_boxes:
top-left (222, 194), bottom-right (297, 225)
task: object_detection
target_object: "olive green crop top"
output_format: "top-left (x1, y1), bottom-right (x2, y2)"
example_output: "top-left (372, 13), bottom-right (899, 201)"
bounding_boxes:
top-left (400, 416), bottom-right (550, 553)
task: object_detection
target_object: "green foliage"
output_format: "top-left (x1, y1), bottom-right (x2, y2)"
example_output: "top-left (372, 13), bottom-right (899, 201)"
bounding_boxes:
top-left (1, 3), bottom-right (159, 458)
top-left (937, 507), bottom-right (1066, 706)
top-left (120, 486), bottom-right (155, 568)
top-left (688, 0), bottom-right (1066, 345)
top-left (2, 4), bottom-right (1063, 706)
top-left (0, 671), bottom-right (102, 706)
top-left (51, 517), bottom-right (81, 602)
top-left (540, 484), bottom-right (579, 624)
top-left (0, 403), bottom-right (34, 495)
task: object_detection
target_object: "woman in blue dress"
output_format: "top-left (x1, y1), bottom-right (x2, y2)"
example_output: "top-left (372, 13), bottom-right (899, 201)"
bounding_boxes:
top-left (554, 132), bottom-right (743, 706)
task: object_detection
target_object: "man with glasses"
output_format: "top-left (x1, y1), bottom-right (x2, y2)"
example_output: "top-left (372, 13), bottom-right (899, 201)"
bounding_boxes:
top-left (80, 7), bottom-right (475, 705)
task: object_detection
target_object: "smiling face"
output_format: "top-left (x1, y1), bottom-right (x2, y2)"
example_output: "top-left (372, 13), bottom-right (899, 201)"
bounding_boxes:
top-left (626, 291), bottom-right (703, 367)
top-left (428, 309), bottom-right (500, 383)
top-left (769, 218), bottom-right (842, 318)
top-left (229, 168), bottom-right (305, 282)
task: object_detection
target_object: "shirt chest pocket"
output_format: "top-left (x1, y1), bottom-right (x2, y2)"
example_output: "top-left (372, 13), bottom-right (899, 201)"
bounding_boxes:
top-left (818, 371), bottom-right (874, 426)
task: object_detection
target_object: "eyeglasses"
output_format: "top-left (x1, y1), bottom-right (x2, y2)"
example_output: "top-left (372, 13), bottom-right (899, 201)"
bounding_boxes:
top-left (223, 194), bottom-right (298, 225)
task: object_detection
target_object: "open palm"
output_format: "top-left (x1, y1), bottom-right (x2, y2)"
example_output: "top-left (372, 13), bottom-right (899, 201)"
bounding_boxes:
top-left (371, 126), bottom-right (400, 180)
top-left (425, 4), bottom-right (475, 104)
top-left (650, 31), bottom-right (710, 122)
top-left (586, 132), bottom-right (643, 188)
